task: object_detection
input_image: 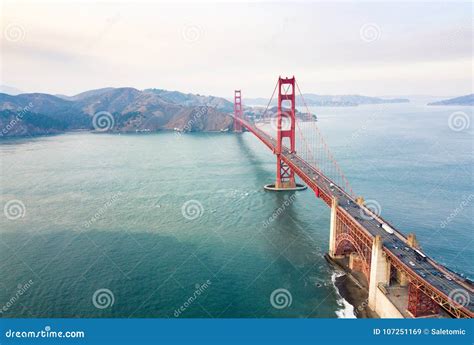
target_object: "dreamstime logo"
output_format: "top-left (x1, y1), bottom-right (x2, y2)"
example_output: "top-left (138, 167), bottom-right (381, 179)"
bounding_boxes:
top-left (448, 111), bottom-right (470, 132)
top-left (357, 299), bottom-right (368, 311)
top-left (84, 12), bottom-right (121, 50)
top-left (83, 192), bottom-right (122, 229)
top-left (92, 288), bottom-right (115, 309)
top-left (0, 280), bottom-right (34, 314)
top-left (270, 111), bottom-right (292, 133)
top-left (4, 199), bottom-right (26, 220)
top-left (360, 23), bottom-right (381, 43)
top-left (174, 106), bottom-right (208, 137)
top-left (263, 194), bottom-right (297, 228)
top-left (343, 113), bottom-right (377, 147)
top-left (181, 200), bottom-right (204, 220)
top-left (174, 280), bottom-right (212, 317)
top-left (360, 199), bottom-right (381, 220)
top-left (4, 325), bottom-right (85, 339)
top-left (264, 16), bottom-right (293, 51)
top-left (4, 24), bottom-right (26, 42)
top-left (1, 102), bottom-right (34, 137)
top-left (181, 24), bottom-right (203, 43)
top-left (92, 111), bottom-right (115, 132)
top-left (270, 288), bottom-right (292, 309)
top-left (448, 288), bottom-right (470, 308)
top-left (440, 193), bottom-right (473, 228)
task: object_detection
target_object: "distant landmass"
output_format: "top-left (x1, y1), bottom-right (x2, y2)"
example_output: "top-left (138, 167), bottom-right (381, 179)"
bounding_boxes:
top-left (244, 94), bottom-right (409, 107)
top-left (0, 87), bottom-right (417, 138)
top-left (427, 94), bottom-right (474, 106)
top-left (0, 85), bottom-right (24, 95)
top-left (0, 88), bottom-right (234, 137)
top-left (144, 88), bottom-right (234, 113)
top-left (245, 106), bottom-right (315, 121)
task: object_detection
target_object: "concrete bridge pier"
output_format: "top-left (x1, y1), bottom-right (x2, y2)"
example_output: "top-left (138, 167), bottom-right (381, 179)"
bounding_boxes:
top-left (397, 270), bottom-right (409, 286)
top-left (368, 235), bottom-right (404, 318)
top-left (368, 236), bottom-right (388, 309)
top-left (328, 197), bottom-right (338, 257)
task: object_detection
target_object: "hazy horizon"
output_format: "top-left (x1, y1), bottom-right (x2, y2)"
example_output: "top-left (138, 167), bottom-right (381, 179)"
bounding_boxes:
top-left (1, 1), bottom-right (472, 98)
top-left (0, 83), bottom-right (467, 101)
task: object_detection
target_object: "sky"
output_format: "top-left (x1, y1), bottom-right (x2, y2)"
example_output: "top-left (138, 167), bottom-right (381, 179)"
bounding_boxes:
top-left (0, 0), bottom-right (472, 98)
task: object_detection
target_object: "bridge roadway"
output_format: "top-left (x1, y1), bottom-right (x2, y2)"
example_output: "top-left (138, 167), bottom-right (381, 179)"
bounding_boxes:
top-left (233, 115), bottom-right (474, 318)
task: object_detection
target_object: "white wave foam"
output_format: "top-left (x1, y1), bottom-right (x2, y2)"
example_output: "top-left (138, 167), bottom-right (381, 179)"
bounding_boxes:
top-left (331, 271), bottom-right (357, 319)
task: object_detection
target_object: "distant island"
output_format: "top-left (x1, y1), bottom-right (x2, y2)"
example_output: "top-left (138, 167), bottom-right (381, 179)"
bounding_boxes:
top-left (244, 94), bottom-right (410, 107)
top-left (427, 94), bottom-right (474, 106)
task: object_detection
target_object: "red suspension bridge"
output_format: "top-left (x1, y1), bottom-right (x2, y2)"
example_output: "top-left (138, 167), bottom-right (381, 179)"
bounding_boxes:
top-left (231, 76), bottom-right (473, 319)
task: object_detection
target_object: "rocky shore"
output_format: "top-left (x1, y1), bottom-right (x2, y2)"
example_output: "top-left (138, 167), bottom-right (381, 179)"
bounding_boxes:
top-left (326, 254), bottom-right (378, 318)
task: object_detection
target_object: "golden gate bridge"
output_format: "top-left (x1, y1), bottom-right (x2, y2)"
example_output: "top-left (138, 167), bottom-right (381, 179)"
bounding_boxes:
top-left (231, 76), bottom-right (473, 319)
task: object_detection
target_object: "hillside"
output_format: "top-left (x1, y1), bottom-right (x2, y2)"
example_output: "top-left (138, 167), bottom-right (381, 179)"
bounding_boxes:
top-left (144, 88), bottom-right (234, 112)
top-left (0, 88), bottom-right (233, 137)
top-left (0, 110), bottom-right (68, 137)
top-left (0, 93), bottom-right (90, 128)
top-left (428, 94), bottom-right (474, 106)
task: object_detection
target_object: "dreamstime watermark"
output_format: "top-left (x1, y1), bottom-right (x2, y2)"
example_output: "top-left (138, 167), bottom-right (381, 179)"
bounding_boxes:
top-left (174, 280), bottom-right (212, 317)
top-left (181, 199), bottom-right (204, 220)
top-left (264, 16), bottom-right (294, 51)
top-left (359, 199), bottom-right (381, 220)
top-left (174, 106), bottom-right (209, 137)
top-left (448, 288), bottom-right (470, 308)
top-left (270, 288), bottom-right (292, 309)
top-left (5, 326), bottom-right (85, 339)
top-left (360, 23), bottom-right (381, 43)
top-left (0, 280), bottom-right (34, 314)
top-left (356, 299), bottom-right (369, 312)
top-left (263, 194), bottom-right (297, 228)
top-left (92, 288), bottom-right (115, 309)
top-left (3, 23), bottom-right (26, 42)
top-left (343, 113), bottom-right (377, 147)
top-left (3, 199), bottom-right (26, 220)
top-left (1, 102), bottom-right (34, 136)
top-left (224, 189), bottom-right (249, 200)
top-left (84, 12), bottom-right (121, 50)
top-left (92, 111), bottom-right (115, 132)
top-left (83, 192), bottom-right (122, 228)
top-left (181, 24), bottom-right (203, 43)
top-left (440, 194), bottom-right (474, 228)
top-left (270, 110), bottom-right (292, 133)
top-left (448, 111), bottom-right (470, 132)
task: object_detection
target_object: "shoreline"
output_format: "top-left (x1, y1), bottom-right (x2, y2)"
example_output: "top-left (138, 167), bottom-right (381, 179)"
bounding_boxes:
top-left (0, 127), bottom-right (234, 140)
top-left (326, 254), bottom-right (378, 319)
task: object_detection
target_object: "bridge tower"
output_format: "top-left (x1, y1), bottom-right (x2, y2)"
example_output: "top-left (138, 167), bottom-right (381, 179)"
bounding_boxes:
top-left (234, 90), bottom-right (242, 132)
top-left (275, 76), bottom-right (296, 189)
top-left (264, 76), bottom-right (306, 191)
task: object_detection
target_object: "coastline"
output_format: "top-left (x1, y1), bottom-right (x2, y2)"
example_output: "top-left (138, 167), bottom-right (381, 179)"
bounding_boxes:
top-left (326, 254), bottom-right (378, 319)
top-left (0, 127), bottom-right (234, 140)
top-left (333, 273), bottom-right (378, 318)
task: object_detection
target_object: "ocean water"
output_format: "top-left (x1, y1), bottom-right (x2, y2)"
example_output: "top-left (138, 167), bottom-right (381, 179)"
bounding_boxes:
top-left (0, 101), bottom-right (472, 318)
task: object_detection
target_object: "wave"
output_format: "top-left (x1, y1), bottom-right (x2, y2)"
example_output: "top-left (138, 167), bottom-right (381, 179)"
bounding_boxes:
top-left (331, 271), bottom-right (357, 319)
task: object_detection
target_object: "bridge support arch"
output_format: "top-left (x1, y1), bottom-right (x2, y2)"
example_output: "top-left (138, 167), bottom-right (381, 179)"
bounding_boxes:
top-left (407, 283), bottom-right (439, 317)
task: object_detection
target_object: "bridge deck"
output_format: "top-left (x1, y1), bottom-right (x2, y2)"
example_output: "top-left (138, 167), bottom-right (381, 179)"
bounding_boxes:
top-left (234, 116), bottom-right (473, 318)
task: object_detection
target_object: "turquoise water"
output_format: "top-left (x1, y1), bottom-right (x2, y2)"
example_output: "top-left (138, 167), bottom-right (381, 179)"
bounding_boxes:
top-left (0, 102), bottom-right (472, 317)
